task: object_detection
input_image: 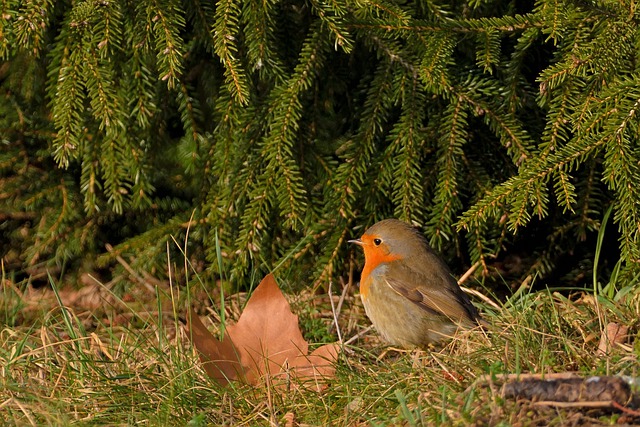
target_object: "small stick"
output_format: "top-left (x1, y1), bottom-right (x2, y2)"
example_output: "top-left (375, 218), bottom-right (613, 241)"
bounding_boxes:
top-left (106, 243), bottom-right (157, 293)
top-left (457, 261), bottom-right (479, 285)
top-left (611, 400), bottom-right (640, 416)
top-left (328, 281), bottom-right (343, 344)
top-left (460, 286), bottom-right (501, 311)
top-left (328, 279), bottom-right (349, 335)
top-left (332, 276), bottom-right (351, 329)
top-left (344, 325), bottom-right (373, 346)
top-left (458, 261), bottom-right (501, 311)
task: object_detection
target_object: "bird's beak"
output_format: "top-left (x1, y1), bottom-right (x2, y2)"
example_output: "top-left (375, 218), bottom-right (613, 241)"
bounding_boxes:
top-left (348, 238), bottom-right (363, 246)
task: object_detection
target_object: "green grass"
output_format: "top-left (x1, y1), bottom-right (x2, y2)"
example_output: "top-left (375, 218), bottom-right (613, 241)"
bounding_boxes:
top-left (1, 266), bottom-right (639, 426)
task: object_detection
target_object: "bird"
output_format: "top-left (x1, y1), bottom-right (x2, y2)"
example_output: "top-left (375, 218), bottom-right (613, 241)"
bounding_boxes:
top-left (349, 218), bottom-right (481, 348)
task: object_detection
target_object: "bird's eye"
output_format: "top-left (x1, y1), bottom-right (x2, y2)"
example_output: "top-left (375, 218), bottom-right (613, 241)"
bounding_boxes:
top-left (373, 238), bottom-right (382, 246)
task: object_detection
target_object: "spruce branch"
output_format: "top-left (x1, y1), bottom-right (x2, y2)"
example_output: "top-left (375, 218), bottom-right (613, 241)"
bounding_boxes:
top-left (427, 95), bottom-right (467, 248)
top-left (352, 0), bottom-right (410, 23)
top-left (451, 77), bottom-right (532, 166)
top-left (13, 0), bottom-right (52, 56)
top-left (186, 0), bottom-right (216, 52)
top-left (553, 170), bottom-right (576, 213)
top-left (419, 32), bottom-right (455, 93)
top-left (49, 27), bottom-right (85, 168)
top-left (350, 13), bottom-right (539, 34)
top-left (80, 144), bottom-right (101, 214)
top-left (475, 29), bottom-right (500, 73)
top-left (7, 0), bottom-right (640, 288)
top-left (147, 0), bottom-right (185, 89)
top-left (256, 25), bottom-right (329, 228)
top-left (332, 61), bottom-right (394, 219)
top-left (82, 49), bottom-right (122, 131)
top-left (0, 0), bottom-right (16, 59)
top-left (458, 130), bottom-right (608, 233)
top-left (126, 51), bottom-right (157, 129)
top-left (242, 0), bottom-right (285, 78)
top-left (92, 0), bottom-right (123, 58)
top-left (308, 0), bottom-right (354, 52)
top-left (213, 0), bottom-right (250, 104)
top-left (388, 76), bottom-right (425, 224)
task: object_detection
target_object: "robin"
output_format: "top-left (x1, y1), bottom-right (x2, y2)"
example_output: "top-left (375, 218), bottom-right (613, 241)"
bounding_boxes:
top-left (349, 218), bottom-right (481, 348)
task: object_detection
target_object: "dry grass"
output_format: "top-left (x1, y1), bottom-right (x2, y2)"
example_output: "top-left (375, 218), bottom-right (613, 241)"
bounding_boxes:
top-left (1, 269), bottom-right (639, 426)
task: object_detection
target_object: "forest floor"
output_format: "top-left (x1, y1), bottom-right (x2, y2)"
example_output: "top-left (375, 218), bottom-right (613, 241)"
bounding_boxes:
top-left (1, 266), bottom-right (639, 426)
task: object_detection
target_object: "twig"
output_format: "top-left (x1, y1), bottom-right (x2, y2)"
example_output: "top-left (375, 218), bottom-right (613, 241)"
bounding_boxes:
top-left (106, 243), bottom-right (160, 293)
top-left (457, 261), bottom-right (501, 311)
top-left (611, 400), bottom-right (640, 416)
top-left (328, 281), bottom-right (343, 344)
top-left (335, 276), bottom-right (351, 324)
top-left (329, 276), bottom-right (351, 335)
top-left (344, 325), bottom-right (373, 346)
top-left (460, 286), bottom-right (501, 311)
top-left (457, 261), bottom-right (479, 285)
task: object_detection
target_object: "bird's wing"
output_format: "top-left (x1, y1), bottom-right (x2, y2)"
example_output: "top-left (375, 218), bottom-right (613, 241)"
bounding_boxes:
top-left (384, 262), bottom-right (475, 323)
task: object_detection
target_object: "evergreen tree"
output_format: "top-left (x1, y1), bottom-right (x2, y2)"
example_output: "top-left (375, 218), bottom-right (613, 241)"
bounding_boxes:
top-left (1, 0), bottom-right (638, 289)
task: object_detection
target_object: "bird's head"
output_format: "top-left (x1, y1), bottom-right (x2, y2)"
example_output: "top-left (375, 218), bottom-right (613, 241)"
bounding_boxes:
top-left (349, 218), bottom-right (426, 264)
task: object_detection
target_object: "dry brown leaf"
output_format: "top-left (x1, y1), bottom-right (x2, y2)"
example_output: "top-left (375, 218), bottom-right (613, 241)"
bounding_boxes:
top-left (283, 412), bottom-right (296, 427)
top-left (187, 308), bottom-right (241, 384)
top-left (597, 322), bottom-right (628, 356)
top-left (186, 274), bottom-right (339, 389)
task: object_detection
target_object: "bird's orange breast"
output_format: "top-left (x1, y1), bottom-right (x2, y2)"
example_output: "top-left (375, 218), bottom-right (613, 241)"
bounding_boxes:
top-left (360, 250), bottom-right (401, 299)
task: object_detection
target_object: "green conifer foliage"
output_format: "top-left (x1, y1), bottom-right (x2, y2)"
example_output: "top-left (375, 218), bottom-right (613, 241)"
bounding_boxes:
top-left (1, 0), bottom-right (639, 288)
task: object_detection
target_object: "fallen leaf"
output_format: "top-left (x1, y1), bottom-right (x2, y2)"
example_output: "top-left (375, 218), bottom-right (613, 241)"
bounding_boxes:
top-left (597, 322), bottom-right (628, 356)
top-left (186, 274), bottom-right (339, 389)
top-left (283, 412), bottom-right (296, 427)
top-left (187, 308), bottom-right (241, 384)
